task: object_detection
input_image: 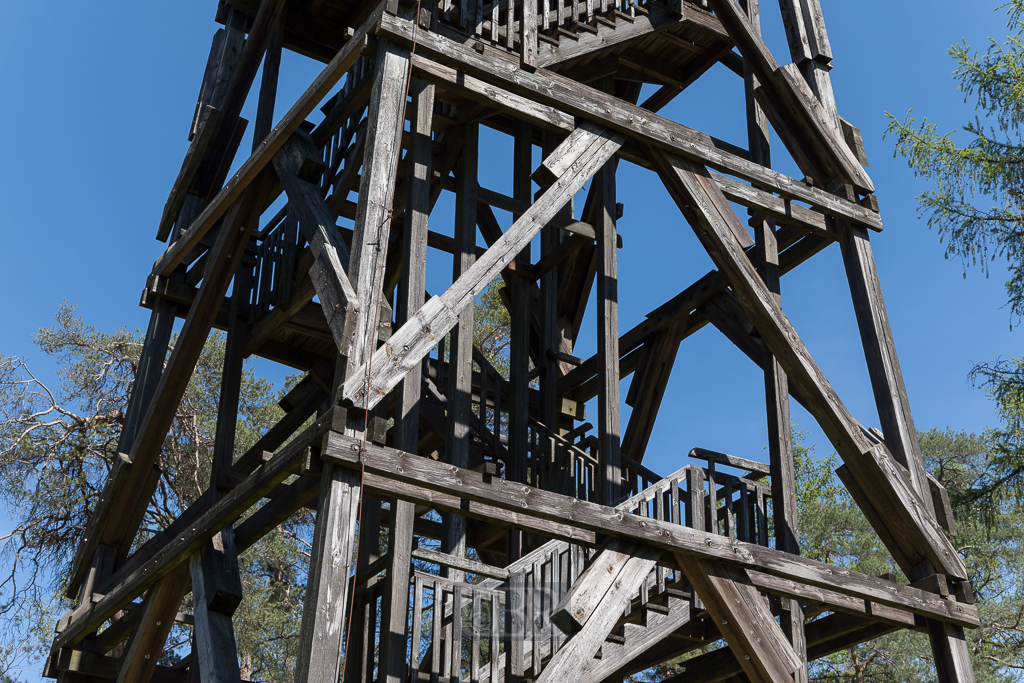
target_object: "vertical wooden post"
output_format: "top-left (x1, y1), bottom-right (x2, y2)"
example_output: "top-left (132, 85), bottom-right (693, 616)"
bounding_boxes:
top-left (507, 120), bottom-right (533, 563)
top-left (837, 191), bottom-right (974, 683)
top-left (345, 39), bottom-right (412, 383)
top-left (539, 132), bottom-right (567, 436)
top-left (380, 77), bottom-right (435, 683)
top-left (296, 39), bottom-right (412, 683)
top-left (595, 159), bottom-right (621, 505)
top-left (744, 1), bottom-right (808, 677)
top-left (189, 256), bottom-right (252, 683)
top-left (252, 6), bottom-right (285, 152)
top-left (442, 121), bottom-right (479, 582)
top-left (506, 572), bottom-right (527, 683)
top-left (521, 0), bottom-right (537, 69)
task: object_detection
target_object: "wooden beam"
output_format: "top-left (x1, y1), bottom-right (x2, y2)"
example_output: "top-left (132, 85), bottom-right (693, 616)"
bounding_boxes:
top-left (158, 0), bottom-right (289, 241)
top-left (114, 564), bottom-right (191, 683)
top-left (677, 557), bottom-right (799, 683)
top-left (595, 156), bottom-right (622, 503)
top-left (380, 77), bottom-right (435, 683)
top-left (321, 433), bottom-right (979, 627)
top-left (293, 463), bottom-right (362, 683)
top-left (646, 147), bottom-right (967, 581)
top-left (273, 131), bottom-right (360, 354)
top-left (535, 545), bottom-right (660, 683)
top-left (188, 254), bottom-right (249, 683)
top-left (380, 15), bottom-right (882, 232)
top-left (342, 122), bottom-right (625, 410)
top-left (550, 538), bottom-right (644, 631)
top-left (53, 409), bottom-right (337, 650)
top-left (441, 121), bottom-right (479, 580)
top-left (535, 2), bottom-right (727, 67)
top-left (622, 318), bottom-right (686, 463)
top-left (706, 0), bottom-right (870, 192)
top-left (662, 611), bottom-right (902, 683)
top-left (66, 294), bottom-right (175, 596)
top-left (151, 6), bottom-right (381, 278)
top-left (95, 170), bottom-right (275, 570)
top-left (344, 38), bottom-right (412, 376)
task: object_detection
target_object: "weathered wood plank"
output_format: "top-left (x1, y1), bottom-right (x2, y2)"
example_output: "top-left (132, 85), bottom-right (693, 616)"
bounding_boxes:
top-left (54, 409), bottom-right (332, 650)
top-left (595, 157), bottom-right (622, 504)
top-left (536, 546), bottom-right (660, 683)
top-left (550, 538), bottom-right (637, 632)
top-left (113, 564), bottom-right (191, 683)
top-left (677, 556), bottom-right (798, 683)
top-left (380, 76), bottom-right (435, 683)
top-left (294, 462), bottom-right (362, 683)
top-left (342, 123), bottom-right (625, 409)
top-left (441, 121), bottom-right (479, 582)
top-left (379, 15), bottom-right (882, 232)
top-left (322, 434), bottom-right (979, 627)
top-left (645, 146), bottom-right (967, 580)
top-left (97, 170), bottom-right (275, 565)
top-left (273, 132), bottom-right (360, 354)
top-left (151, 6), bottom-right (381, 277)
top-left (158, 0), bottom-right (289, 241)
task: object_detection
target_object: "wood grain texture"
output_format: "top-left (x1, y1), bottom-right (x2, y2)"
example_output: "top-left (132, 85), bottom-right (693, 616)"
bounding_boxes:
top-left (678, 556), bottom-right (798, 683)
top-left (322, 433), bottom-right (978, 627)
top-left (646, 146), bottom-right (967, 581)
top-left (381, 15), bottom-right (882, 231)
top-left (152, 6), bottom-right (380, 277)
top-left (293, 463), bottom-right (362, 683)
top-left (342, 122), bottom-right (625, 409)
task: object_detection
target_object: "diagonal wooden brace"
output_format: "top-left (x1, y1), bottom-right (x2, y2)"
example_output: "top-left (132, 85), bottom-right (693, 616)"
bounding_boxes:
top-left (273, 132), bottom-right (360, 355)
top-left (342, 122), bottom-right (626, 410)
top-left (536, 544), bottom-right (660, 683)
top-left (707, 0), bottom-right (872, 194)
top-left (678, 556), bottom-right (800, 683)
top-left (645, 146), bottom-right (967, 580)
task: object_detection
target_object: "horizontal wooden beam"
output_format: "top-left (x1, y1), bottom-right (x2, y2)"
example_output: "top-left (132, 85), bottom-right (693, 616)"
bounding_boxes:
top-left (378, 14), bottom-right (882, 232)
top-left (321, 432), bottom-right (978, 627)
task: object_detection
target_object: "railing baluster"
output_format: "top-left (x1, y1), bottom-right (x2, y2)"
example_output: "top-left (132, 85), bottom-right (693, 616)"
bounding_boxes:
top-left (757, 487), bottom-right (769, 547)
top-left (412, 576), bottom-right (425, 682)
top-left (471, 592), bottom-right (482, 683)
top-left (531, 561), bottom-right (542, 675)
top-left (738, 482), bottom-right (750, 543)
top-left (432, 580), bottom-right (443, 683)
top-left (488, 591), bottom-right (499, 683)
top-left (723, 476), bottom-right (734, 539)
top-left (452, 584), bottom-right (464, 682)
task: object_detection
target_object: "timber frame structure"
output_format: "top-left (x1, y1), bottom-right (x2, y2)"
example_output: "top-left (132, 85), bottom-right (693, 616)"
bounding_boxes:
top-left (47, 0), bottom-right (980, 681)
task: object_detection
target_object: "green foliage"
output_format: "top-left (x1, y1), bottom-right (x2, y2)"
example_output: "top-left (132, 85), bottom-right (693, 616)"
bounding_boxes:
top-left (885, 0), bottom-right (1024, 317)
top-left (474, 279), bottom-right (512, 378)
top-left (800, 429), bottom-right (1024, 682)
top-left (964, 352), bottom-right (1024, 516)
top-left (0, 304), bottom-right (310, 682)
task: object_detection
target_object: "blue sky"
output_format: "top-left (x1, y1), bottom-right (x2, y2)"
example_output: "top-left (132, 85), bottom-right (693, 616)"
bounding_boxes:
top-left (0, 0), bottom-right (1019, 671)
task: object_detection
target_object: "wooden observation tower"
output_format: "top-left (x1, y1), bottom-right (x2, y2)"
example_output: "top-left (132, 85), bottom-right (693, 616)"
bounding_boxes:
top-left (47, 0), bottom-right (980, 681)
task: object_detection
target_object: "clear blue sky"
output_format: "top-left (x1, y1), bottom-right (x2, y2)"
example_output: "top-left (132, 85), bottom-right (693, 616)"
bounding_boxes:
top-left (0, 0), bottom-right (1018, 671)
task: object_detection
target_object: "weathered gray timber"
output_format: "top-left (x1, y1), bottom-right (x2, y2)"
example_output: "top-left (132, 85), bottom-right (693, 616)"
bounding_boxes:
top-left (55, 2), bottom-right (979, 681)
top-left (678, 556), bottom-right (800, 683)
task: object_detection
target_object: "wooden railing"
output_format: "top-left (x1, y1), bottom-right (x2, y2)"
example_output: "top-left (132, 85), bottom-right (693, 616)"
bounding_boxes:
top-left (340, 452), bottom-right (774, 681)
top-left (430, 0), bottom-right (663, 54)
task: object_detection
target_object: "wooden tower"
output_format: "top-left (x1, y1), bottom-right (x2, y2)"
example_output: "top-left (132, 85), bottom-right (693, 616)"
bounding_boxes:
top-left (46, 0), bottom-right (980, 681)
